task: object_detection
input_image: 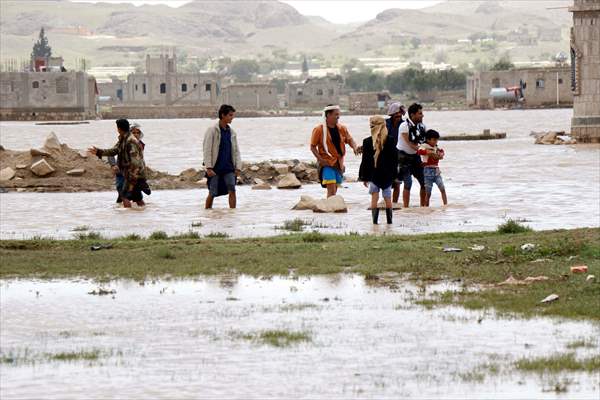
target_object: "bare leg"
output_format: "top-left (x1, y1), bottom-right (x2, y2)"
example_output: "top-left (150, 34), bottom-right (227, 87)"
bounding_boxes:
top-left (384, 196), bottom-right (393, 209)
top-left (420, 186), bottom-right (426, 207)
top-left (326, 183), bottom-right (337, 198)
top-left (228, 191), bottom-right (236, 209)
top-left (370, 192), bottom-right (379, 210)
top-left (392, 182), bottom-right (400, 203)
top-left (440, 189), bottom-right (448, 205)
top-left (205, 194), bottom-right (214, 209)
top-left (135, 200), bottom-right (145, 207)
top-left (403, 189), bottom-right (410, 208)
top-left (425, 193), bottom-right (431, 207)
top-left (122, 198), bottom-right (132, 208)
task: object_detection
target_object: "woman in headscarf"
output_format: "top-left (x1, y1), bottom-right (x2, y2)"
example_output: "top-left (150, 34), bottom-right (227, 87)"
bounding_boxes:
top-left (358, 115), bottom-right (398, 224)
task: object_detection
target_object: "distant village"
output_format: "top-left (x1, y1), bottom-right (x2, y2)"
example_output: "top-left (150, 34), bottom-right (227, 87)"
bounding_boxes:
top-left (0, 26), bottom-right (577, 121)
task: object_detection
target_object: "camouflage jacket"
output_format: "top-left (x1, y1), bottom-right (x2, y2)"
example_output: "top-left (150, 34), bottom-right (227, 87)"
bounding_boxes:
top-left (96, 132), bottom-right (146, 191)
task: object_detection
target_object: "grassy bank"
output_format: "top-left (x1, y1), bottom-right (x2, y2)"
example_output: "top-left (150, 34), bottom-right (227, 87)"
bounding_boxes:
top-left (1, 228), bottom-right (598, 320)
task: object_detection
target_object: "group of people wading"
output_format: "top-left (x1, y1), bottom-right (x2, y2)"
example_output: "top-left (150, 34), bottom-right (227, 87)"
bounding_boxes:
top-left (89, 102), bottom-right (447, 225)
top-left (312, 102), bottom-right (448, 225)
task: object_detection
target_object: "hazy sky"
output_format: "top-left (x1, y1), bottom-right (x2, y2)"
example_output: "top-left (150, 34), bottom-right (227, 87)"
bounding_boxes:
top-left (71, 0), bottom-right (443, 23)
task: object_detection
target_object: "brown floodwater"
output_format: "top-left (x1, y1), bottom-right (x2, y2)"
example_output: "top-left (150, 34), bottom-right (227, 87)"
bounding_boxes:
top-left (1, 275), bottom-right (599, 399)
top-left (0, 109), bottom-right (598, 238)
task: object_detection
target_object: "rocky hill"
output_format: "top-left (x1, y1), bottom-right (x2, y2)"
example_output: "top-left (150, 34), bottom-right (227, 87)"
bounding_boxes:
top-left (0, 0), bottom-right (572, 68)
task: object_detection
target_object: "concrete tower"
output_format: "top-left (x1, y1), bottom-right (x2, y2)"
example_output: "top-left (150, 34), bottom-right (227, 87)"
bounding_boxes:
top-left (570, 0), bottom-right (600, 142)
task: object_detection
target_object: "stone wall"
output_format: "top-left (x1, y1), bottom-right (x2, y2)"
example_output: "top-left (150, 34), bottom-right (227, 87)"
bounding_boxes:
top-left (570, 0), bottom-right (600, 142)
top-left (221, 83), bottom-right (278, 110)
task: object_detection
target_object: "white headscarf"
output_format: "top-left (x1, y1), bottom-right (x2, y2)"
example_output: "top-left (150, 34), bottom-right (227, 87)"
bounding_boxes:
top-left (322, 105), bottom-right (340, 157)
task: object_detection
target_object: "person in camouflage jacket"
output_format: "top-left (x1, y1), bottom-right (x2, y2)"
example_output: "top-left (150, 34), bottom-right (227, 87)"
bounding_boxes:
top-left (88, 119), bottom-right (146, 208)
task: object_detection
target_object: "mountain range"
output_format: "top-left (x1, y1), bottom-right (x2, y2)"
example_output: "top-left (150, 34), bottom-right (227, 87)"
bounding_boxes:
top-left (0, 0), bottom-right (572, 69)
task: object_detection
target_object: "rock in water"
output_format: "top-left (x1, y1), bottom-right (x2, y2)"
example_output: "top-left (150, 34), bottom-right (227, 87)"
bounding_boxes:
top-left (0, 167), bottom-right (15, 181)
top-left (277, 173), bottom-right (302, 189)
top-left (78, 150), bottom-right (88, 159)
top-left (43, 132), bottom-right (62, 152)
top-left (30, 159), bottom-right (55, 177)
top-left (292, 195), bottom-right (317, 210)
top-left (313, 195), bottom-right (348, 213)
top-left (252, 182), bottom-right (271, 190)
top-left (66, 168), bottom-right (85, 176)
top-left (16, 164), bottom-right (28, 169)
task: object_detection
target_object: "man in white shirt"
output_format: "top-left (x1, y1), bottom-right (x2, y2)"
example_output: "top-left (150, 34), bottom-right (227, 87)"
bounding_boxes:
top-left (396, 103), bottom-right (427, 207)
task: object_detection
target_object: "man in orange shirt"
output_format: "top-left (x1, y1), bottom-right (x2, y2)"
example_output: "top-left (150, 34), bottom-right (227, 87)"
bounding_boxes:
top-left (310, 105), bottom-right (361, 197)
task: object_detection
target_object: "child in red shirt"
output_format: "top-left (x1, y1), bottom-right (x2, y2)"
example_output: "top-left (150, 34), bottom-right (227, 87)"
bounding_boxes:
top-left (417, 130), bottom-right (447, 206)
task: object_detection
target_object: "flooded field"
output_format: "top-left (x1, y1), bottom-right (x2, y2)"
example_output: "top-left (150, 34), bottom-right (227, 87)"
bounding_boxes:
top-left (1, 275), bottom-right (599, 399)
top-left (0, 109), bottom-right (599, 238)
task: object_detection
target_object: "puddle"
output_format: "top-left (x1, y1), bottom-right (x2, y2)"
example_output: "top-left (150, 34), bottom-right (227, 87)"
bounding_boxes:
top-left (1, 275), bottom-right (598, 399)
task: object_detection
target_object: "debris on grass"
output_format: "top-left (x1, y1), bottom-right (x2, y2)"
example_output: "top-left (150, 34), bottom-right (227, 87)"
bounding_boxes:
top-left (540, 293), bottom-right (559, 304)
top-left (521, 243), bottom-right (536, 251)
top-left (497, 275), bottom-right (549, 286)
top-left (570, 265), bottom-right (588, 273)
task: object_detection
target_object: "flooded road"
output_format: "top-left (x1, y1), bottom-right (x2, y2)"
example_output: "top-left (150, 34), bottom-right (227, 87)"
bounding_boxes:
top-left (1, 109), bottom-right (599, 238)
top-left (1, 275), bottom-right (598, 399)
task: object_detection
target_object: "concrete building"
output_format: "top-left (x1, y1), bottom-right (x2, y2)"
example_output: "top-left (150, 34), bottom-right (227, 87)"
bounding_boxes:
top-left (0, 71), bottom-right (97, 120)
top-left (348, 91), bottom-right (391, 112)
top-left (570, 0), bottom-right (600, 142)
top-left (96, 55), bottom-right (219, 107)
top-left (286, 76), bottom-right (343, 108)
top-left (466, 67), bottom-right (573, 109)
top-left (220, 83), bottom-right (278, 110)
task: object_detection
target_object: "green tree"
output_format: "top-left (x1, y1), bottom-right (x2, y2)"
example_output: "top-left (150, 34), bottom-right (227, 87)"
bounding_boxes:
top-left (230, 59), bottom-right (260, 82)
top-left (31, 27), bottom-right (52, 60)
top-left (490, 57), bottom-right (514, 71)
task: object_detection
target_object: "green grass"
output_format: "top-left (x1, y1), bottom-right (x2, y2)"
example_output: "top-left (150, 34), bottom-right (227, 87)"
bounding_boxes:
top-left (277, 218), bottom-right (310, 232)
top-left (232, 329), bottom-right (312, 347)
top-left (122, 233), bottom-right (142, 241)
top-left (148, 231), bottom-right (169, 240)
top-left (566, 338), bottom-right (597, 350)
top-left (1, 228), bottom-right (599, 320)
top-left (515, 353), bottom-right (600, 373)
top-left (302, 231), bottom-right (326, 242)
top-left (156, 247), bottom-right (176, 260)
top-left (497, 219), bottom-right (533, 234)
top-left (171, 231), bottom-right (201, 240)
top-left (48, 350), bottom-right (101, 362)
top-left (205, 232), bottom-right (229, 238)
top-left (74, 232), bottom-right (104, 240)
top-left (1, 348), bottom-right (106, 365)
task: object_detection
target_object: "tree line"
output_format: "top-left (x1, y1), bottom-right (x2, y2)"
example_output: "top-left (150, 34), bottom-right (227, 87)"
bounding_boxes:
top-left (345, 67), bottom-right (467, 93)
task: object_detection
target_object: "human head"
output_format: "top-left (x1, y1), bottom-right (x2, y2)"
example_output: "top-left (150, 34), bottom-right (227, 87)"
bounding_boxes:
top-left (130, 123), bottom-right (143, 139)
top-left (324, 104), bottom-right (340, 127)
top-left (116, 119), bottom-right (130, 135)
top-left (387, 102), bottom-right (405, 123)
top-left (407, 103), bottom-right (423, 124)
top-left (425, 129), bottom-right (440, 146)
top-left (218, 104), bottom-right (236, 124)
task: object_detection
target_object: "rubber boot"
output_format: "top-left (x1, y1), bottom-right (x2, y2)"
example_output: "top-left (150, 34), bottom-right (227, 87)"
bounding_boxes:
top-left (386, 208), bottom-right (393, 224)
top-left (371, 208), bottom-right (379, 224)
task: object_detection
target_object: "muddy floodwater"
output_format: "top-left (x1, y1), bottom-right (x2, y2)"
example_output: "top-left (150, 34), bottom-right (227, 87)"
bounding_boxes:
top-left (1, 275), bottom-right (599, 399)
top-left (0, 109), bottom-right (599, 238)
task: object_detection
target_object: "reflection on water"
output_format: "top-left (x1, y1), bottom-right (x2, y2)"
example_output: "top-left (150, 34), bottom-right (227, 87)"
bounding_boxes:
top-left (1, 275), bottom-right (598, 399)
top-left (0, 109), bottom-right (598, 238)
